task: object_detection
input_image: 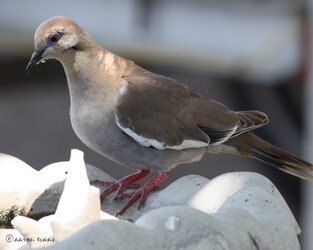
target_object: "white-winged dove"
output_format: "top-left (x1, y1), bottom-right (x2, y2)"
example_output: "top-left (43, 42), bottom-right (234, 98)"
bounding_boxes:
top-left (27, 16), bottom-right (313, 215)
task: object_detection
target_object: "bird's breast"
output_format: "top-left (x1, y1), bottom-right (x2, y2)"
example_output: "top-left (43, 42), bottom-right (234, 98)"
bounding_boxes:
top-left (69, 91), bottom-right (116, 150)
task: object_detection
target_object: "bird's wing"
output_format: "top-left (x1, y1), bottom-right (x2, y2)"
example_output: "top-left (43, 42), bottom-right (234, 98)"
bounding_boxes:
top-left (115, 72), bottom-right (267, 150)
top-left (232, 111), bottom-right (269, 136)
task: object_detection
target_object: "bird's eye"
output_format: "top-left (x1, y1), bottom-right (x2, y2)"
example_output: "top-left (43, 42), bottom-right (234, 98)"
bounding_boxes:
top-left (48, 32), bottom-right (63, 45)
top-left (50, 34), bottom-right (59, 43)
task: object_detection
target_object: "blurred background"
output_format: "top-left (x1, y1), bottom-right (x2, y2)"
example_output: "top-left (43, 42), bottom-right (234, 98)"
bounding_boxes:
top-left (1, 0), bottom-right (313, 248)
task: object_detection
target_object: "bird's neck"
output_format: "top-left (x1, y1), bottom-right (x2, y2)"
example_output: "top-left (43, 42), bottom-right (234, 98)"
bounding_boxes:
top-left (59, 46), bottom-right (126, 106)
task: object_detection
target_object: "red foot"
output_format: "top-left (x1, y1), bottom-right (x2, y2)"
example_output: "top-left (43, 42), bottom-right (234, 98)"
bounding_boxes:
top-left (91, 170), bottom-right (170, 216)
top-left (90, 180), bottom-right (141, 189)
top-left (116, 171), bottom-right (170, 216)
top-left (90, 169), bottom-right (150, 201)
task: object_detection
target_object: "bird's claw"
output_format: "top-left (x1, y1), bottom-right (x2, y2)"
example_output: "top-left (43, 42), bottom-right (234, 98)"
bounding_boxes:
top-left (93, 170), bottom-right (169, 216)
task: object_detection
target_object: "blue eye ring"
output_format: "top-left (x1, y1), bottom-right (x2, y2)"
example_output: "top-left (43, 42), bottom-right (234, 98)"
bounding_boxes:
top-left (47, 32), bottom-right (63, 46)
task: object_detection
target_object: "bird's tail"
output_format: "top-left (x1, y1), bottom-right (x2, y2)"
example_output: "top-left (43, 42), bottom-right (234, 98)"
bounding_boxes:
top-left (226, 132), bottom-right (313, 180)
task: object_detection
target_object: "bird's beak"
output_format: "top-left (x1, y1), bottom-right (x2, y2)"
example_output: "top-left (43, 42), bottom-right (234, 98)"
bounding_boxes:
top-left (26, 47), bottom-right (46, 73)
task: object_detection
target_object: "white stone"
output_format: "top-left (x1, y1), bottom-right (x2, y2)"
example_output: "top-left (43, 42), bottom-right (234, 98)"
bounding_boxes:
top-left (0, 154), bottom-right (40, 213)
top-left (0, 150), bottom-right (115, 222)
top-left (39, 173), bottom-right (300, 250)
top-left (0, 150), bottom-right (301, 250)
top-left (11, 215), bottom-right (54, 248)
top-left (188, 172), bottom-right (300, 234)
top-left (54, 150), bottom-right (98, 223)
top-left (10, 149), bottom-right (116, 249)
top-left (28, 161), bottom-right (114, 219)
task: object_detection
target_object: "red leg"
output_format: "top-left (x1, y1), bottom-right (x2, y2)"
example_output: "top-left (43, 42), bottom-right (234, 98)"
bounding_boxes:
top-left (90, 169), bottom-right (150, 201)
top-left (116, 171), bottom-right (170, 216)
top-left (114, 186), bottom-right (159, 201)
top-left (90, 180), bottom-right (141, 189)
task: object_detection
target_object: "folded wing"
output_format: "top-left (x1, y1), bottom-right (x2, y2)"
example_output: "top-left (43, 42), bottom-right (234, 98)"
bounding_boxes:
top-left (115, 72), bottom-right (268, 150)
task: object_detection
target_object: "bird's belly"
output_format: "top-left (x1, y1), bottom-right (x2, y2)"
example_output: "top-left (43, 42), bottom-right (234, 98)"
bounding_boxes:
top-left (70, 107), bottom-right (206, 171)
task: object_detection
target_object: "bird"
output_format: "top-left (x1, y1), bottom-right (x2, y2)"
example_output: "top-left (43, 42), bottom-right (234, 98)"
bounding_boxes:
top-left (26, 16), bottom-right (313, 216)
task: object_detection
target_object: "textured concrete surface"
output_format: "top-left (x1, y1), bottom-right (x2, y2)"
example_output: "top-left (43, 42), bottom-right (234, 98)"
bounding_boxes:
top-left (0, 149), bottom-right (301, 250)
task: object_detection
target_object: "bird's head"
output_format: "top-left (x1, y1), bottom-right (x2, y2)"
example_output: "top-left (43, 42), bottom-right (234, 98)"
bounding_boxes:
top-left (26, 16), bottom-right (88, 73)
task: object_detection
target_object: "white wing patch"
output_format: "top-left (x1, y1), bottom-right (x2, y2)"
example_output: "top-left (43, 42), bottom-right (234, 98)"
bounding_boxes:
top-left (209, 126), bottom-right (238, 146)
top-left (116, 116), bottom-right (209, 150)
top-left (119, 79), bottom-right (128, 96)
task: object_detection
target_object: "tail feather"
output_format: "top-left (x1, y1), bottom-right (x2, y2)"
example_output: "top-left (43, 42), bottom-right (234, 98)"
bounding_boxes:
top-left (227, 132), bottom-right (313, 180)
top-left (249, 147), bottom-right (313, 180)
